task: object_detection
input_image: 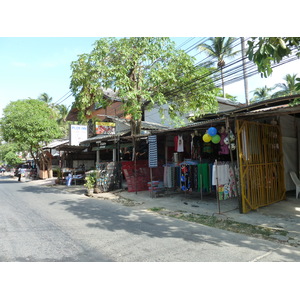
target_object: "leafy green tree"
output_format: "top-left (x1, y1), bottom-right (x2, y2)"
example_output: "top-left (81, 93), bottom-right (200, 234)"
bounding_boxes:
top-left (0, 99), bottom-right (62, 171)
top-left (0, 142), bottom-right (22, 166)
top-left (70, 37), bottom-right (219, 136)
top-left (3, 151), bottom-right (23, 166)
top-left (198, 37), bottom-right (239, 97)
top-left (247, 37), bottom-right (300, 105)
top-left (272, 73), bottom-right (299, 97)
top-left (216, 89), bottom-right (238, 102)
top-left (247, 37), bottom-right (300, 78)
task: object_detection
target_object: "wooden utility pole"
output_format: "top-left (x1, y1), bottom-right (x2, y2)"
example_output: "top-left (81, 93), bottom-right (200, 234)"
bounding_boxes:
top-left (241, 37), bottom-right (250, 105)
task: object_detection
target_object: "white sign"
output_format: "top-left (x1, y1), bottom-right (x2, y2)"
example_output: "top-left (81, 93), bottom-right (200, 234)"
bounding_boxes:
top-left (70, 125), bottom-right (88, 146)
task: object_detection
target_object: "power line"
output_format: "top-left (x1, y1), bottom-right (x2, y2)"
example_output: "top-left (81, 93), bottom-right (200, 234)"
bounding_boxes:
top-left (161, 37), bottom-right (299, 101)
top-left (53, 91), bottom-right (73, 106)
top-left (53, 91), bottom-right (71, 105)
top-left (54, 91), bottom-right (73, 106)
top-left (160, 48), bottom-right (299, 100)
top-left (61, 37), bottom-right (299, 107)
top-left (175, 37), bottom-right (195, 50)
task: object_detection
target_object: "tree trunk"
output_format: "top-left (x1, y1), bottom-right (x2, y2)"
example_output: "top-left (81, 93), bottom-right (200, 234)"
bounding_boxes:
top-left (30, 149), bottom-right (39, 170)
top-left (220, 66), bottom-right (225, 98)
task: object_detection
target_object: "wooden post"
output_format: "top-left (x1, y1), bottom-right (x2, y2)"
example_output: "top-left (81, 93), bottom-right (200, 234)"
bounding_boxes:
top-left (215, 159), bottom-right (221, 214)
top-left (133, 135), bottom-right (137, 194)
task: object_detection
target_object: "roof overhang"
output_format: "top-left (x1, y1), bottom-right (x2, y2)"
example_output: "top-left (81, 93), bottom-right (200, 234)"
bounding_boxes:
top-left (42, 139), bottom-right (69, 149)
top-left (57, 145), bottom-right (87, 152)
top-left (193, 94), bottom-right (300, 122)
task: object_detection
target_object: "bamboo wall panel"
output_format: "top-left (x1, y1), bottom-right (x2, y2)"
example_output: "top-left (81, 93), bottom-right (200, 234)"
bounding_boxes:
top-left (236, 120), bottom-right (285, 213)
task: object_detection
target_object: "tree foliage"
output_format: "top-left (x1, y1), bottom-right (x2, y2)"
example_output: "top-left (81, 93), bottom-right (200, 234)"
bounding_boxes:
top-left (38, 92), bottom-right (53, 104)
top-left (56, 104), bottom-right (71, 137)
top-left (198, 37), bottom-right (239, 97)
top-left (251, 85), bottom-right (274, 103)
top-left (0, 142), bottom-right (23, 166)
top-left (70, 37), bottom-right (219, 135)
top-left (0, 99), bottom-right (62, 168)
top-left (247, 37), bottom-right (300, 78)
top-left (272, 73), bottom-right (299, 98)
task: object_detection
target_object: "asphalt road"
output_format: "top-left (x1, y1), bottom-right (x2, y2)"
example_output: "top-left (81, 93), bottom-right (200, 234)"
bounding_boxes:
top-left (1, 175), bottom-right (300, 262)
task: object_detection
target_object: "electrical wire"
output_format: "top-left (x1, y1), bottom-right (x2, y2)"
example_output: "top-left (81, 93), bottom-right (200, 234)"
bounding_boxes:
top-left (53, 91), bottom-right (73, 106)
top-left (53, 91), bottom-right (72, 105)
top-left (163, 38), bottom-right (299, 100)
top-left (175, 37), bottom-right (195, 50)
top-left (58, 37), bottom-right (299, 107)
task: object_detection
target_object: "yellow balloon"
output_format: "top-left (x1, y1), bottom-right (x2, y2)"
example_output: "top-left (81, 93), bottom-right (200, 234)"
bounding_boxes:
top-left (203, 133), bottom-right (212, 143)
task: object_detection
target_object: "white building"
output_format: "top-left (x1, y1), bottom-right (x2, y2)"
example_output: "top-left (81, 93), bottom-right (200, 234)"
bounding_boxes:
top-left (144, 97), bottom-right (243, 128)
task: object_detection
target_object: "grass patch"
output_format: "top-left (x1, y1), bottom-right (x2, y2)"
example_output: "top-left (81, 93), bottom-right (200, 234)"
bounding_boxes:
top-left (149, 207), bottom-right (165, 212)
top-left (150, 209), bottom-right (289, 243)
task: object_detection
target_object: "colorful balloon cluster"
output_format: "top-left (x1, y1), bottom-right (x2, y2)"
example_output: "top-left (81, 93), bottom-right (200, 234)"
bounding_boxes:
top-left (202, 127), bottom-right (221, 144)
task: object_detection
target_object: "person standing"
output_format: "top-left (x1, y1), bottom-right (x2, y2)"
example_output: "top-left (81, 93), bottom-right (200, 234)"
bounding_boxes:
top-left (17, 167), bottom-right (22, 181)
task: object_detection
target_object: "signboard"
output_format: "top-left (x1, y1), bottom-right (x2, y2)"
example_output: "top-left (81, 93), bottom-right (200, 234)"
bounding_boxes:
top-left (69, 125), bottom-right (88, 146)
top-left (148, 135), bottom-right (158, 168)
top-left (95, 122), bottom-right (115, 135)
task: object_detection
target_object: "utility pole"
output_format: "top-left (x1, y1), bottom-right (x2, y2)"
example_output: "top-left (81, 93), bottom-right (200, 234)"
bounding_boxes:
top-left (241, 37), bottom-right (249, 105)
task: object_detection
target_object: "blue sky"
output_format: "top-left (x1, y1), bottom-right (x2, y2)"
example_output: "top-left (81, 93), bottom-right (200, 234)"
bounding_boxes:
top-left (1, 1), bottom-right (300, 118)
top-left (0, 37), bottom-right (100, 115)
top-left (1, 37), bottom-right (300, 117)
top-left (0, 37), bottom-right (192, 115)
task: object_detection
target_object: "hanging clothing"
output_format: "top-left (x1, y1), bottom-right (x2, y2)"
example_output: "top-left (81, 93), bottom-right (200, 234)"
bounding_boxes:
top-left (202, 142), bottom-right (213, 154)
top-left (174, 136), bottom-right (178, 152)
top-left (174, 135), bottom-right (184, 152)
top-left (197, 163), bottom-right (210, 192)
top-left (219, 132), bottom-right (229, 155)
top-left (212, 162), bottom-right (230, 186)
top-left (163, 166), bottom-right (175, 188)
top-left (177, 135), bottom-right (184, 152)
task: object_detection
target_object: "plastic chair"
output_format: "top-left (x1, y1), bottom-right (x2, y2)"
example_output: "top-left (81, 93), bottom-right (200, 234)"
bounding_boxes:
top-left (289, 171), bottom-right (300, 199)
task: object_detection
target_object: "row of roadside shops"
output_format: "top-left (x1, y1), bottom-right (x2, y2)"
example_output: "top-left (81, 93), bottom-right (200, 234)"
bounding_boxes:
top-left (42, 95), bottom-right (300, 214)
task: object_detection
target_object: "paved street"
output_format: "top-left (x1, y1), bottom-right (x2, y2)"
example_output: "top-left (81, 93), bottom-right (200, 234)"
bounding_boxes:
top-left (1, 175), bottom-right (300, 262)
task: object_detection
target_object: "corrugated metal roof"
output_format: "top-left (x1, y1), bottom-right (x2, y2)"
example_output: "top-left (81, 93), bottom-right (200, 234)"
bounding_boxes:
top-left (57, 145), bottom-right (87, 152)
top-left (80, 131), bottom-right (130, 145)
top-left (43, 139), bottom-right (69, 149)
top-left (193, 94), bottom-right (300, 121)
top-left (107, 116), bottom-right (170, 130)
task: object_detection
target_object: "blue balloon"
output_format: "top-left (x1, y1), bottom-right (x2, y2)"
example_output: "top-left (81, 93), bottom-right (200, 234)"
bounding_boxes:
top-left (208, 127), bottom-right (217, 136)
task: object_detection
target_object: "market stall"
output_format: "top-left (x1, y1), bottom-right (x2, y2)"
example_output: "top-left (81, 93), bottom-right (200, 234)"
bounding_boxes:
top-left (160, 122), bottom-right (239, 202)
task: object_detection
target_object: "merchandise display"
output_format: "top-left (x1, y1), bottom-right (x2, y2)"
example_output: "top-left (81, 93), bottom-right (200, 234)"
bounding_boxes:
top-left (163, 124), bottom-right (238, 200)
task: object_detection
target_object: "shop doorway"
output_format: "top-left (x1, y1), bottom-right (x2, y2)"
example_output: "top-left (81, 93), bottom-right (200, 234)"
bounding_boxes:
top-left (236, 120), bottom-right (285, 213)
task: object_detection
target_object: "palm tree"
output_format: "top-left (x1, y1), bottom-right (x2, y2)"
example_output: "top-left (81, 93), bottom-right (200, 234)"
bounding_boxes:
top-left (251, 85), bottom-right (274, 103)
top-left (56, 104), bottom-right (70, 137)
top-left (38, 92), bottom-right (53, 104)
top-left (198, 37), bottom-right (239, 97)
top-left (272, 73), bottom-right (298, 97)
top-left (56, 104), bottom-right (70, 124)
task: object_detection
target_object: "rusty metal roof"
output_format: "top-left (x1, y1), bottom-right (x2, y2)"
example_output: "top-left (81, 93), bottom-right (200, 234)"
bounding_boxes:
top-left (192, 94), bottom-right (300, 121)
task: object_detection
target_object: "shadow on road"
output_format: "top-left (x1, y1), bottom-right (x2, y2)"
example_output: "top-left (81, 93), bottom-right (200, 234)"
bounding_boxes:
top-left (55, 197), bottom-right (300, 261)
top-left (0, 176), bottom-right (20, 184)
top-left (3, 176), bottom-right (300, 261)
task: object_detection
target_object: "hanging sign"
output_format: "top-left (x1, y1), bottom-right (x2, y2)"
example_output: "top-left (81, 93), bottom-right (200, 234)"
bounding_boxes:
top-left (148, 135), bottom-right (158, 168)
top-left (69, 125), bottom-right (88, 146)
top-left (95, 122), bottom-right (116, 135)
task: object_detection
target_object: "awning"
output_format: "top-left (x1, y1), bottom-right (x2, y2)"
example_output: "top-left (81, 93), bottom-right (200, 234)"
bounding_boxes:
top-left (92, 142), bottom-right (132, 151)
top-left (57, 145), bottom-right (87, 152)
top-left (43, 139), bottom-right (69, 149)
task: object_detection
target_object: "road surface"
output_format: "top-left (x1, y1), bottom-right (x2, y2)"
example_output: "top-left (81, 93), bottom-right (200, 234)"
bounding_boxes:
top-left (1, 176), bottom-right (300, 262)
